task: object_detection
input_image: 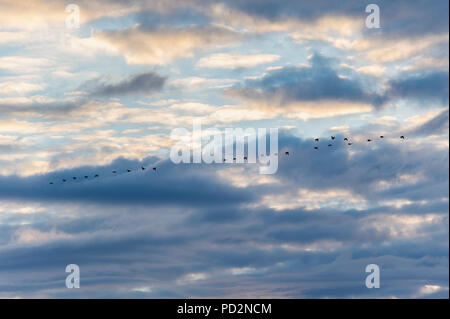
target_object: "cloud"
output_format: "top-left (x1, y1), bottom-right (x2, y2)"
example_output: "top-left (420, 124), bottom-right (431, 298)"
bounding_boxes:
top-left (196, 53), bottom-right (280, 69)
top-left (407, 109), bottom-right (449, 136)
top-left (230, 55), bottom-right (449, 120)
top-left (0, 130), bottom-right (447, 298)
top-left (0, 98), bottom-right (87, 118)
top-left (216, 0), bottom-right (449, 38)
top-left (0, 0), bottom-right (146, 30)
top-left (13, 228), bottom-right (73, 244)
top-left (0, 0), bottom-right (447, 299)
top-left (208, 2), bottom-right (448, 68)
top-left (81, 72), bottom-right (167, 97)
top-left (402, 57), bottom-right (449, 72)
top-left (0, 81), bottom-right (46, 96)
top-left (387, 71), bottom-right (449, 104)
top-left (228, 54), bottom-right (383, 119)
top-left (0, 157), bottom-right (254, 206)
top-left (95, 25), bottom-right (240, 65)
top-left (0, 56), bottom-right (52, 74)
top-left (341, 63), bottom-right (386, 77)
top-left (360, 34), bottom-right (448, 63)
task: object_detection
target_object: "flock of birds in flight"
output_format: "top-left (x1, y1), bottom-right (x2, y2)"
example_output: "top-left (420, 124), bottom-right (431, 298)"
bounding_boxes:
top-left (48, 135), bottom-right (406, 184)
top-left (307, 134), bottom-right (405, 151)
top-left (49, 166), bottom-right (157, 185)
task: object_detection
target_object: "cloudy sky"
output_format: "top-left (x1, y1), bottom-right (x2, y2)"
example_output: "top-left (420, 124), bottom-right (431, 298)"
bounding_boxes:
top-left (0, 0), bottom-right (448, 298)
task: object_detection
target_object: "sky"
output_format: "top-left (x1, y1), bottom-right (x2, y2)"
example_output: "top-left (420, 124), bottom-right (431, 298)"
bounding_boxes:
top-left (0, 0), bottom-right (448, 298)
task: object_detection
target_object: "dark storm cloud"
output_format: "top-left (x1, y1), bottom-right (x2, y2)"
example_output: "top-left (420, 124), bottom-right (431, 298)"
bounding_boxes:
top-left (81, 72), bottom-right (167, 97)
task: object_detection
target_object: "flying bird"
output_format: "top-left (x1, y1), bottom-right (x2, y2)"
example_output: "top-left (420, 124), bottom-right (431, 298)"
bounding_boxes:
top-left (112, 170), bottom-right (116, 174)
top-left (127, 169), bottom-right (131, 172)
top-left (380, 136), bottom-right (384, 138)
top-left (331, 136), bottom-right (335, 140)
top-left (348, 143), bottom-right (352, 145)
top-left (244, 156), bottom-right (247, 160)
top-left (400, 136), bottom-right (405, 139)
top-left (62, 179), bottom-right (67, 182)
top-left (72, 177), bottom-right (77, 180)
top-left (49, 182), bottom-right (53, 185)
top-left (285, 151), bottom-right (290, 155)
top-left (367, 139), bottom-right (372, 142)
top-left (141, 167), bottom-right (145, 170)
top-left (94, 174), bottom-right (99, 178)
top-left (84, 176), bottom-right (88, 179)
top-left (315, 138), bottom-right (319, 142)
top-left (153, 167), bottom-right (157, 171)
top-left (314, 146), bottom-right (318, 150)
top-left (328, 144), bottom-right (332, 147)
top-left (344, 138), bottom-right (348, 141)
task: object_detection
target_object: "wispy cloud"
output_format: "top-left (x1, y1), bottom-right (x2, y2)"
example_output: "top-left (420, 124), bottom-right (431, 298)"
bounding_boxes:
top-left (80, 72), bottom-right (167, 97)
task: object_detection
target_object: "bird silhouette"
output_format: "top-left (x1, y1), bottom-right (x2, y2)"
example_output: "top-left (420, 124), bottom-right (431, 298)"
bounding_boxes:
top-left (127, 169), bottom-right (131, 172)
top-left (367, 139), bottom-right (372, 142)
top-left (348, 143), bottom-right (352, 145)
top-left (62, 179), bottom-right (67, 182)
top-left (112, 170), bottom-right (117, 174)
top-left (285, 151), bottom-right (290, 155)
top-left (244, 156), bottom-right (247, 160)
top-left (380, 136), bottom-right (384, 138)
top-left (153, 167), bottom-right (157, 171)
top-left (141, 166), bottom-right (145, 170)
top-left (72, 177), bottom-right (77, 180)
top-left (315, 138), bottom-right (319, 142)
top-left (400, 136), bottom-right (405, 139)
top-left (331, 136), bottom-right (335, 140)
top-left (314, 146), bottom-right (318, 150)
top-left (84, 176), bottom-right (88, 179)
top-left (328, 144), bottom-right (332, 147)
top-left (49, 182), bottom-right (53, 185)
top-left (344, 138), bottom-right (348, 141)
top-left (94, 174), bottom-right (99, 178)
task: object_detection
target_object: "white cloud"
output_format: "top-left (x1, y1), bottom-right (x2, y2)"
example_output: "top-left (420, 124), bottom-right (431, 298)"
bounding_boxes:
top-left (13, 228), bottom-right (73, 244)
top-left (0, 56), bottom-right (52, 73)
top-left (95, 26), bottom-right (240, 65)
top-left (0, 81), bottom-right (46, 96)
top-left (197, 53), bottom-right (280, 69)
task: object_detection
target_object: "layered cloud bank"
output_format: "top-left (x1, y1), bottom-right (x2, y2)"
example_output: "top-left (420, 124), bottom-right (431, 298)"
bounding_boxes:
top-left (0, 0), bottom-right (448, 298)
